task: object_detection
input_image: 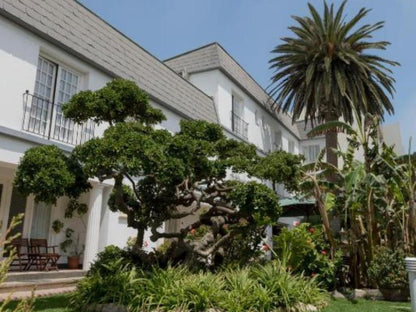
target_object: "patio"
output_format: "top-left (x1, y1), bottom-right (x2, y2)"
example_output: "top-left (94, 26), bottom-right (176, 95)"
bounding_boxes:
top-left (0, 270), bottom-right (85, 301)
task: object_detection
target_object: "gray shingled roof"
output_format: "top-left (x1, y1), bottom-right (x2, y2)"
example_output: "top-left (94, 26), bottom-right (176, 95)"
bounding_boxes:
top-left (165, 43), bottom-right (300, 139)
top-left (0, 0), bottom-right (218, 123)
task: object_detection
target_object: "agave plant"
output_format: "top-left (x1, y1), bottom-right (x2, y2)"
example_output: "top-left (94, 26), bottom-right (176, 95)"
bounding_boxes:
top-left (269, 1), bottom-right (398, 167)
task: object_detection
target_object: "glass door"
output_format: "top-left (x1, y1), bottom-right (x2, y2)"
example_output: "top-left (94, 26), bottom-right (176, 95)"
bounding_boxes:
top-left (29, 57), bottom-right (57, 136)
top-left (52, 67), bottom-right (79, 143)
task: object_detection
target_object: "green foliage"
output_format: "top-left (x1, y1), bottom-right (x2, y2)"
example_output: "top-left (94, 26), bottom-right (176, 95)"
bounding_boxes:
top-left (64, 199), bottom-right (88, 218)
top-left (269, 1), bottom-right (398, 124)
top-left (14, 145), bottom-right (90, 204)
top-left (254, 150), bottom-right (304, 192)
top-left (63, 78), bottom-right (165, 125)
top-left (88, 245), bottom-right (130, 276)
top-left (51, 220), bottom-right (64, 233)
top-left (71, 260), bottom-right (328, 312)
top-left (0, 214), bottom-right (34, 311)
top-left (108, 185), bottom-right (138, 213)
top-left (71, 259), bottom-right (140, 310)
top-left (15, 79), bottom-right (297, 266)
top-left (274, 224), bottom-right (341, 289)
top-left (368, 247), bottom-right (408, 289)
top-left (60, 228), bottom-right (84, 256)
top-left (304, 112), bottom-right (416, 287)
top-left (230, 181), bottom-right (281, 226)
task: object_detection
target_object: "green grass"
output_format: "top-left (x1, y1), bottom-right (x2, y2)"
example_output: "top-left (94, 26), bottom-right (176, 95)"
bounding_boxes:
top-left (6, 294), bottom-right (70, 312)
top-left (4, 295), bottom-right (412, 312)
top-left (323, 298), bottom-right (411, 312)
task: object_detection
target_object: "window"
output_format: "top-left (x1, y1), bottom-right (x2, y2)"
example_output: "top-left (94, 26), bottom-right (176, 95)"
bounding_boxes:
top-left (255, 110), bottom-right (261, 126)
top-left (288, 141), bottom-right (295, 154)
top-left (273, 130), bottom-right (282, 151)
top-left (303, 145), bottom-right (321, 163)
top-left (24, 56), bottom-right (94, 145)
top-left (231, 95), bottom-right (248, 139)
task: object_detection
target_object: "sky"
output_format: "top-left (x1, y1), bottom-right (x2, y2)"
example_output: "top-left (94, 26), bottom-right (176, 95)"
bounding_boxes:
top-left (79, 0), bottom-right (416, 152)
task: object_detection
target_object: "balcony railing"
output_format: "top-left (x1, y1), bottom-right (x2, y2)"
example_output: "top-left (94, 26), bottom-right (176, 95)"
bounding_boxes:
top-left (231, 112), bottom-right (248, 139)
top-left (22, 91), bottom-right (95, 146)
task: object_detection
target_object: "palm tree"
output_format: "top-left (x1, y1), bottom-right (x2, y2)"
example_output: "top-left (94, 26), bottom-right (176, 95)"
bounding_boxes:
top-left (268, 1), bottom-right (398, 168)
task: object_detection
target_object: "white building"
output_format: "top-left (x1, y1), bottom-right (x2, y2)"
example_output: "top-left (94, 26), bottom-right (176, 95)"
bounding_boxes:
top-left (0, 0), bottom-right (403, 270)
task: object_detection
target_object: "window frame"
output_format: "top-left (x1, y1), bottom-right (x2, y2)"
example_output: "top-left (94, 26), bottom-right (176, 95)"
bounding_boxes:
top-left (26, 54), bottom-right (94, 145)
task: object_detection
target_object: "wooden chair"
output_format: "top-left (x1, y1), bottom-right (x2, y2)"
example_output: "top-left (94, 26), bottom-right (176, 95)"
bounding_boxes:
top-left (9, 238), bottom-right (30, 271)
top-left (29, 239), bottom-right (60, 271)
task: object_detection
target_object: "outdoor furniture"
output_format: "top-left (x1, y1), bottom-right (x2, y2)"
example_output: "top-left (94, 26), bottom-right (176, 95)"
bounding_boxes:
top-left (9, 238), bottom-right (30, 271)
top-left (29, 239), bottom-right (60, 271)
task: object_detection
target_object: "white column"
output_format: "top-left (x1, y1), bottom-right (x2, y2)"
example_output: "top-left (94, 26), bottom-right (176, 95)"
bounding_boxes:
top-left (0, 180), bottom-right (13, 239)
top-left (83, 183), bottom-right (104, 270)
top-left (0, 179), bottom-right (13, 259)
top-left (406, 257), bottom-right (416, 312)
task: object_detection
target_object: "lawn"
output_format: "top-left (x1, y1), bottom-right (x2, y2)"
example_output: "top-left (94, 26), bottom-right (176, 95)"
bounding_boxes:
top-left (323, 298), bottom-right (411, 312)
top-left (5, 295), bottom-right (412, 312)
top-left (5, 295), bottom-right (70, 312)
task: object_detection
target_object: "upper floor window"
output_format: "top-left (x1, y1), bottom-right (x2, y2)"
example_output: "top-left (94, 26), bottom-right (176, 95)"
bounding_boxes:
top-left (22, 56), bottom-right (95, 145)
top-left (273, 130), bottom-right (282, 151)
top-left (303, 145), bottom-right (321, 163)
top-left (288, 141), bottom-right (295, 154)
top-left (231, 94), bottom-right (248, 139)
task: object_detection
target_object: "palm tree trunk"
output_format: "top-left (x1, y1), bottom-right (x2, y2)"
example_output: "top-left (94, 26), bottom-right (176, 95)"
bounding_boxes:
top-left (325, 113), bottom-right (339, 170)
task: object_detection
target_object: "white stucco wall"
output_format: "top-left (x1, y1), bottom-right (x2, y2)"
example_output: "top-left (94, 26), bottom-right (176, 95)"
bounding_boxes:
top-left (0, 15), bottom-right (185, 259)
top-left (0, 17), bottom-right (110, 136)
top-left (188, 70), bottom-right (300, 155)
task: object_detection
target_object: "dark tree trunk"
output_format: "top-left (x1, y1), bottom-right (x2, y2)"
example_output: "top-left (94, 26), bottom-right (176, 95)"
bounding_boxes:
top-left (325, 113), bottom-right (339, 170)
top-left (409, 199), bottom-right (416, 253)
top-left (133, 226), bottom-right (145, 253)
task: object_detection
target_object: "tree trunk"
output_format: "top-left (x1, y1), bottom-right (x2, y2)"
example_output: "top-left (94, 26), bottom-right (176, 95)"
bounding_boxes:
top-left (133, 226), bottom-right (145, 253)
top-left (409, 198), bottom-right (416, 253)
top-left (366, 189), bottom-right (375, 263)
top-left (324, 113), bottom-right (339, 170)
top-left (315, 187), bottom-right (336, 258)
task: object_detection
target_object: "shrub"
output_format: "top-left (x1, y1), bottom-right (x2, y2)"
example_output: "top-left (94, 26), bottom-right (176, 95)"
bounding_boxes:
top-left (71, 258), bottom-right (140, 310)
top-left (273, 223), bottom-right (341, 289)
top-left (88, 245), bottom-right (129, 276)
top-left (249, 261), bottom-right (328, 311)
top-left (368, 247), bottom-right (408, 289)
top-left (0, 214), bottom-right (34, 312)
top-left (73, 260), bottom-right (328, 311)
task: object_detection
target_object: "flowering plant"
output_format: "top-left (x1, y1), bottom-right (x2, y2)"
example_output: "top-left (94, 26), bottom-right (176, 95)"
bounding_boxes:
top-left (273, 223), bottom-right (341, 289)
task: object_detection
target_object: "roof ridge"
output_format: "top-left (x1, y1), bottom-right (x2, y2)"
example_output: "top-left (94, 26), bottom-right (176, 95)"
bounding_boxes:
top-left (164, 42), bottom-right (220, 62)
top-left (74, 0), bottom-right (215, 103)
top-left (0, 0), bottom-right (218, 123)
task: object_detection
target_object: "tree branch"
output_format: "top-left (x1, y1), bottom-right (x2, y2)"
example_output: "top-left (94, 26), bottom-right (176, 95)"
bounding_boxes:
top-left (194, 232), bottom-right (231, 257)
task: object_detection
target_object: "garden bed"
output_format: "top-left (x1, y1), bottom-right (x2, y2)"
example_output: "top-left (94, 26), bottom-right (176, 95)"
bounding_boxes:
top-left (5, 295), bottom-right (411, 312)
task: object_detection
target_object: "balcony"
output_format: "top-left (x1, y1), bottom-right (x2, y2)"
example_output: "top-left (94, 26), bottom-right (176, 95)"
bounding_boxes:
top-left (231, 112), bottom-right (248, 140)
top-left (22, 91), bottom-right (95, 146)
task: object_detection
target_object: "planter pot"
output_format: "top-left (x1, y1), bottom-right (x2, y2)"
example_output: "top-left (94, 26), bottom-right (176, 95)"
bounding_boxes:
top-left (67, 256), bottom-right (80, 270)
top-left (379, 287), bottom-right (409, 301)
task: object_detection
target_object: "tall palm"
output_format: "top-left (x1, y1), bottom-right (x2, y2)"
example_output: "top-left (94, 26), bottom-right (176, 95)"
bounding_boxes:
top-left (268, 1), bottom-right (399, 167)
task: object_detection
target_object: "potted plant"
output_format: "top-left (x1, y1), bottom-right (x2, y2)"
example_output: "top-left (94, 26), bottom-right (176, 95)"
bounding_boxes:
top-left (52, 200), bottom-right (87, 269)
top-left (368, 247), bottom-right (409, 301)
top-left (60, 228), bottom-right (84, 269)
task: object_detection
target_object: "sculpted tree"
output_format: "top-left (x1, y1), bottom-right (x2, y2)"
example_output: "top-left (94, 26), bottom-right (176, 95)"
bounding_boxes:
top-left (15, 79), bottom-right (302, 265)
top-left (254, 150), bottom-right (303, 193)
